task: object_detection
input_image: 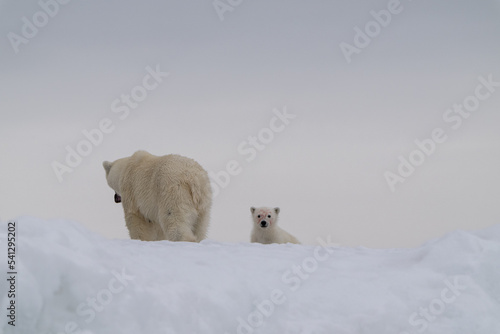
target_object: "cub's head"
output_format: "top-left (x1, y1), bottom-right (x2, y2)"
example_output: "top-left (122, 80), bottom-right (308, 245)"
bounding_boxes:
top-left (102, 158), bottom-right (127, 204)
top-left (250, 207), bottom-right (280, 229)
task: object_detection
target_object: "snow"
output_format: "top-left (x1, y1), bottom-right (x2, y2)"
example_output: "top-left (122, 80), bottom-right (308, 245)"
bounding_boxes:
top-left (1, 217), bottom-right (500, 334)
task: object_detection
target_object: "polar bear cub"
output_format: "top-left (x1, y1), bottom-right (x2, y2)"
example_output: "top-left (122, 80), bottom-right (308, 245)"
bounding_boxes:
top-left (103, 150), bottom-right (212, 242)
top-left (250, 207), bottom-right (300, 244)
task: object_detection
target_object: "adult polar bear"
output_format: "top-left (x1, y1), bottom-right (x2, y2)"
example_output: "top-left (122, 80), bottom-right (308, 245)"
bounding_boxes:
top-left (103, 150), bottom-right (212, 242)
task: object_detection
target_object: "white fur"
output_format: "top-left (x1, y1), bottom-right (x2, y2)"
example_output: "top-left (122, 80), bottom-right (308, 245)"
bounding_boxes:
top-left (103, 150), bottom-right (212, 242)
top-left (250, 207), bottom-right (300, 244)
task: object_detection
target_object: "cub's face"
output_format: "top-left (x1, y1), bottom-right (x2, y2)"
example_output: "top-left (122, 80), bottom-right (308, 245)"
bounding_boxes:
top-left (250, 207), bottom-right (280, 229)
top-left (102, 158), bottom-right (127, 203)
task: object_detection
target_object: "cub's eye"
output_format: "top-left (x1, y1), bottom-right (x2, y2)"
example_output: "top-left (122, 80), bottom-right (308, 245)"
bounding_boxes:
top-left (257, 215), bottom-right (261, 218)
top-left (267, 215), bottom-right (271, 218)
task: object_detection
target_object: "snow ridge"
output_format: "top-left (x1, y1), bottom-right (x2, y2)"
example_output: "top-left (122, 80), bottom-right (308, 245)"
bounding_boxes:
top-left (1, 217), bottom-right (499, 334)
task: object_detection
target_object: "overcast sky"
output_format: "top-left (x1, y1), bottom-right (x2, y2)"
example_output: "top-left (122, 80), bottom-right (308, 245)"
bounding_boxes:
top-left (1, 0), bottom-right (499, 248)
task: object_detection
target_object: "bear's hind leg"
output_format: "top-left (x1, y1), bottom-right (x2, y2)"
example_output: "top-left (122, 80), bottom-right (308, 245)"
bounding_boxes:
top-left (158, 208), bottom-right (198, 242)
top-left (193, 209), bottom-right (210, 242)
top-left (124, 212), bottom-right (156, 241)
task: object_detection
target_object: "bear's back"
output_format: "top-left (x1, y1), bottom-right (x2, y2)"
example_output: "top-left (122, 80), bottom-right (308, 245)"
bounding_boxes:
top-left (121, 151), bottom-right (210, 212)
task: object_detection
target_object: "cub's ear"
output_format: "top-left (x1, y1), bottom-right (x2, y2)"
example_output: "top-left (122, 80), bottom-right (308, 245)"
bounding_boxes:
top-left (103, 161), bottom-right (113, 175)
top-left (250, 207), bottom-right (256, 214)
top-left (274, 207), bottom-right (280, 215)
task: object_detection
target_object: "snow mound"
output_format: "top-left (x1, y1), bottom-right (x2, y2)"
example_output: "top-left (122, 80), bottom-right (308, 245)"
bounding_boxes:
top-left (1, 217), bottom-right (500, 334)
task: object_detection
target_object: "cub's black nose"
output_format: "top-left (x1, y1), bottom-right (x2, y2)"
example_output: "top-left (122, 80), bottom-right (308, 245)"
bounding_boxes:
top-left (114, 193), bottom-right (122, 203)
top-left (260, 221), bottom-right (267, 228)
